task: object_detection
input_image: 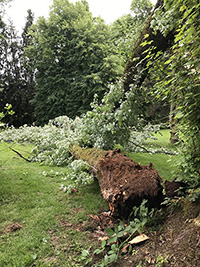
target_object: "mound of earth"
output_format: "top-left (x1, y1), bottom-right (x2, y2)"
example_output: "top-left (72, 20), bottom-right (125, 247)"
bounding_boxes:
top-left (98, 149), bottom-right (164, 217)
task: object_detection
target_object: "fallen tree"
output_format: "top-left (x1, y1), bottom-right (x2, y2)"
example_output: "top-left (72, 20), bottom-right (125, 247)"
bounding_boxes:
top-left (69, 1), bottom-right (177, 217)
top-left (71, 145), bottom-right (164, 217)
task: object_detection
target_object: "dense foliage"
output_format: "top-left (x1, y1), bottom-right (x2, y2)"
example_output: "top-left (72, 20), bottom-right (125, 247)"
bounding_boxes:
top-left (1, 0), bottom-right (200, 189)
top-left (149, 0), bottom-right (200, 186)
top-left (110, 0), bottom-right (153, 66)
top-left (1, 0), bottom-right (157, 126)
top-left (0, 9), bottom-right (35, 126)
top-left (27, 0), bottom-right (122, 125)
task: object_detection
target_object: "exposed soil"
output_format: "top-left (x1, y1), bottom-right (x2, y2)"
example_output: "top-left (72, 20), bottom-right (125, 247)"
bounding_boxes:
top-left (85, 200), bottom-right (200, 266)
top-left (98, 149), bottom-right (164, 217)
top-left (47, 199), bottom-right (200, 266)
top-left (3, 223), bottom-right (23, 234)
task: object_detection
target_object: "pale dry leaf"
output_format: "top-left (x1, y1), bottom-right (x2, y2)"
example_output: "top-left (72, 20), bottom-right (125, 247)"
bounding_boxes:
top-left (129, 234), bottom-right (149, 245)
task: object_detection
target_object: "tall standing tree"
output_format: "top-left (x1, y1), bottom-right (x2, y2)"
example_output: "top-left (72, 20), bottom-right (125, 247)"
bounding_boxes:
top-left (27, 0), bottom-right (122, 125)
top-left (20, 9), bottom-right (35, 124)
top-left (0, 21), bottom-right (23, 126)
top-left (0, 9), bottom-right (35, 126)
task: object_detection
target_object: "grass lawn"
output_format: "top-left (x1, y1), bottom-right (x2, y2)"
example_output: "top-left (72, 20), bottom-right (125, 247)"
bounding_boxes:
top-left (129, 152), bottom-right (178, 181)
top-left (0, 143), bottom-right (108, 266)
top-left (0, 130), bottom-right (179, 266)
top-left (128, 129), bottom-right (180, 181)
top-left (145, 129), bottom-right (173, 148)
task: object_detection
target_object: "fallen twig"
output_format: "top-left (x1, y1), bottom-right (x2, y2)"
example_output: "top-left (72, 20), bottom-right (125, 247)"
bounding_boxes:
top-left (9, 147), bottom-right (31, 162)
top-left (128, 140), bottom-right (150, 153)
top-left (128, 140), bottom-right (178, 155)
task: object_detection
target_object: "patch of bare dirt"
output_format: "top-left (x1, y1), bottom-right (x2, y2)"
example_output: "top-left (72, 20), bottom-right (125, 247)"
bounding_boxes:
top-left (85, 211), bottom-right (120, 242)
top-left (114, 213), bottom-right (200, 266)
top-left (104, 201), bottom-right (200, 266)
top-left (50, 199), bottom-right (200, 266)
top-left (3, 223), bottom-right (23, 234)
top-left (98, 149), bottom-right (164, 217)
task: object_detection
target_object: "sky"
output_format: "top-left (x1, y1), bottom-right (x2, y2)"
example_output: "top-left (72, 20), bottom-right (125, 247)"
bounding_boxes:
top-left (5, 0), bottom-right (157, 33)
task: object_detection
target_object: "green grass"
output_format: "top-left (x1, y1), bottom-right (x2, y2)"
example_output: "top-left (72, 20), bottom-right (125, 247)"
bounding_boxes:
top-left (0, 143), bottom-right (108, 266)
top-left (145, 129), bottom-right (173, 148)
top-left (128, 129), bottom-right (180, 181)
top-left (128, 152), bottom-right (178, 181)
top-left (0, 130), bottom-right (179, 265)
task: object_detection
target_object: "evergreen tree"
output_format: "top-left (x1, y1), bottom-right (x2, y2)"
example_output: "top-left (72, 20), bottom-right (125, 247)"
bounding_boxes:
top-left (20, 9), bottom-right (35, 124)
top-left (0, 9), bottom-right (35, 126)
top-left (28, 0), bottom-right (122, 125)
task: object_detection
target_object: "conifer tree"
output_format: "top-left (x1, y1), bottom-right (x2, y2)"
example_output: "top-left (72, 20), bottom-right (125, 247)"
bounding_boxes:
top-left (28, 0), bottom-right (122, 125)
top-left (0, 9), bottom-right (35, 126)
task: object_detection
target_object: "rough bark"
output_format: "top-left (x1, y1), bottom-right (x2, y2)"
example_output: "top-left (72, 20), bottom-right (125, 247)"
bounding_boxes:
top-left (71, 145), bottom-right (164, 217)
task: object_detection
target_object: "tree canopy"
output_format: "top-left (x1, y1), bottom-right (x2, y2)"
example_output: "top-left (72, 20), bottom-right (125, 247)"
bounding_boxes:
top-left (27, 0), bottom-right (122, 125)
top-left (0, 9), bottom-right (35, 126)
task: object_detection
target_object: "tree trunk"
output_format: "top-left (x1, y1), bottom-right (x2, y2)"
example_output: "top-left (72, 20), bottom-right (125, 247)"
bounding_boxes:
top-left (122, 0), bottom-right (175, 93)
top-left (71, 145), bottom-right (164, 217)
top-left (169, 102), bottom-right (179, 144)
top-left (71, 0), bottom-right (176, 217)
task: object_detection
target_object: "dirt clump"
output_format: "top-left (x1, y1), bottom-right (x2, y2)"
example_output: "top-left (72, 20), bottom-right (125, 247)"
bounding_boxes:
top-left (98, 149), bottom-right (164, 217)
top-left (3, 223), bottom-right (23, 234)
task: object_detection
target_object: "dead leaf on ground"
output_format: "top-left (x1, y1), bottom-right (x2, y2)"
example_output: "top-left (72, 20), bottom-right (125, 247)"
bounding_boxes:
top-left (121, 243), bottom-right (130, 253)
top-left (89, 214), bottom-right (100, 220)
top-left (129, 234), bottom-right (149, 245)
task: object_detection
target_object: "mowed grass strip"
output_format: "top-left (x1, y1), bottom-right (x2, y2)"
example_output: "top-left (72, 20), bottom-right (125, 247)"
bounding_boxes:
top-left (0, 130), bottom-right (179, 266)
top-left (128, 129), bottom-right (180, 181)
top-left (0, 143), bottom-right (107, 266)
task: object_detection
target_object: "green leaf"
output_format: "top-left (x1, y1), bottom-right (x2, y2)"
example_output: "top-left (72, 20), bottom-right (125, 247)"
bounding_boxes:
top-left (108, 236), bottom-right (117, 244)
top-left (81, 250), bottom-right (89, 257)
top-left (114, 225), bottom-right (119, 234)
top-left (117, 231), bottom-right (125, 238)
top-left (108, 253), bottom-right (118, 263)
top-left (94, 248), bottom-right (103, 255)
top-left (104, 254), bottom-right (109, 265)
top-left (101, 239), bottom-right (106, 248)
top-left (106, 228), bottom-right (114, 237)
top-left (111, 244), bottom-right (117, 251)
top-left (118, 221), bottom-right (125, 231)
top-left (85, 257), bottom-right (92, 265)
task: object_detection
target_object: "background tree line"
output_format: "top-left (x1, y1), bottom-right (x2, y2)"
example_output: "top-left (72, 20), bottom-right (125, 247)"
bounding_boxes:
top-left (1, 0), bottom-right (200, 188)
top-left (0, 0), bottom-right (156, 126)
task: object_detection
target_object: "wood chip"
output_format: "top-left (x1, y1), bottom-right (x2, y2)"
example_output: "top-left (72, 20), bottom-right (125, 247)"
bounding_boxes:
top-left (121, 243), bottom-right (130, 253)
